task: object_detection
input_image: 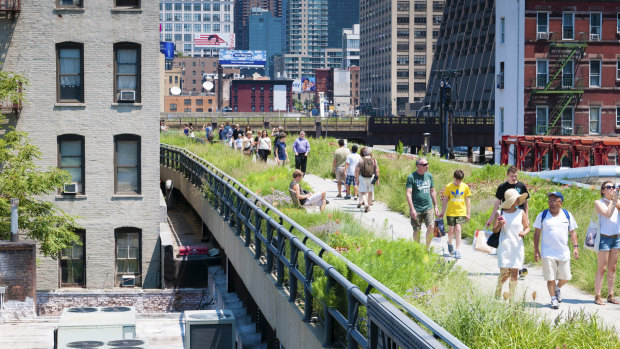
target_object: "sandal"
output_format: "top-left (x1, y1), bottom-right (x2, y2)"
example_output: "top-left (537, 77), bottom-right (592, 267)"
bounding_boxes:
top-left (364, 206), bottom-right (369, 213)
top-left (594, 295), bottom-right (605, 305)
top-left (607, 294), bottom-right (620, 304)
top-left (357, 203), bottom-right (362, 208)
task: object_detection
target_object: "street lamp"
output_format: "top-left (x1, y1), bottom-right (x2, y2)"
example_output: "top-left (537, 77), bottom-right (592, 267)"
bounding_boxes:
top-left (416, 104), bottom-right (431, 117)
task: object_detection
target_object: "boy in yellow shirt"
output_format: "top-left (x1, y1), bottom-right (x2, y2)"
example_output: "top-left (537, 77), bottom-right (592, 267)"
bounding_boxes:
top-left (439, 170), bottom-right (471, 259)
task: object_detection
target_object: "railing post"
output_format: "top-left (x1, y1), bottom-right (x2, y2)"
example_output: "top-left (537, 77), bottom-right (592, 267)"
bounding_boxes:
top-left (347, 287), bottom-right (360, 349)
top-left (254, 213), bottom-right (262, 260)
top-left (303, 253), bottom-right (314, 322)
top-left (288, 241), bottom-right (299, 303)
top-left (276, 230), bottom-right (285, 287)
top-left (324, 271), bottom-right (335, 347)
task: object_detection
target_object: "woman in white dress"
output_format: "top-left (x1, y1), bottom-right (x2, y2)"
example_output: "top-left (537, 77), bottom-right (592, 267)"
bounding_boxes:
top-left (493, 188), bottom-right (530, 299)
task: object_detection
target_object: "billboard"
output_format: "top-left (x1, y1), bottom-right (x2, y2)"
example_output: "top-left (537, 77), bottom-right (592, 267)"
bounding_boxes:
top-left (194, 33), bottom-right (235, 48)
top-left (219, 50), bottom-right (266, 67)
top-left (292, 79), bottom-right (302, 93)
top-left (159, 42), bottom-right (175, 59)
top-left (301, 77), bottom-right (315, 92)
top-left (273, 85), bottom-right (287, 111)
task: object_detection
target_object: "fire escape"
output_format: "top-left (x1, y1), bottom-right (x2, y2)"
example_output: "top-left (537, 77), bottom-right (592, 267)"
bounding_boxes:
top-left (530, 32), bottom-right (587, 136)
top-left (0, 0), bottom-right (20, 21)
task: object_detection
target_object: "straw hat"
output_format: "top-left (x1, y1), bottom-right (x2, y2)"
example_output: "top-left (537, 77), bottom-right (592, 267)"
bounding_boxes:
top-left (501, 188), bottom-right (528, 209)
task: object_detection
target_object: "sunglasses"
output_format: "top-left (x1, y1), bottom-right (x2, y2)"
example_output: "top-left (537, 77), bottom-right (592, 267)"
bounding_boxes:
top-left (417, 163), bottom-right (429, 166)
top-left (605, 185), bottom-right (619, 189)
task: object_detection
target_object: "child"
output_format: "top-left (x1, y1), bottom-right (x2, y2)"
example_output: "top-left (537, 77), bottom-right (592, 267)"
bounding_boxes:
top-left (438, 170), bottom-right (471, 259)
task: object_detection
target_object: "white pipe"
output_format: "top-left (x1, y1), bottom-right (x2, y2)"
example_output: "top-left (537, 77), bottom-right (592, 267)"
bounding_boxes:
top-left (528, 165), bottom-right (620, 181)
top-left (10, 198), bottom-right (18, 242)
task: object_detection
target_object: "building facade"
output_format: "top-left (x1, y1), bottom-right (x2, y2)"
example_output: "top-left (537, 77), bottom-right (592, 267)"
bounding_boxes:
top-left (315, 68), bottom-right (334, 105)
top-left (160, 0), bottom-right (235, 57)
top-left (171, 57), bottom-right (239, 93)
top-left (334, 68), bottom-right (352, 116)
top-left (342, 24), bottom-right (360, 68)
top-left (234, 0), bottom-right (283, 50)
top-left (164, 95), bottom-right (218, 113)
top-left (350, 66), bottom-right (360, 111)
top-left (230, 80), bottom-right (293, 112)
top-left (360, 0), bottom-right (444, 116)
top-left (249, 8), bottom-right (283, 78)
top-left (1, 1), bottom-right (161, 289)
top-left (328, 0), bottom-right (359, 48)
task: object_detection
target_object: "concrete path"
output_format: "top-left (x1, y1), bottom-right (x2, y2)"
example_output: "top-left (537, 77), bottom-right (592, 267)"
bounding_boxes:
top-left (303, 174), bottom-right (620, 331)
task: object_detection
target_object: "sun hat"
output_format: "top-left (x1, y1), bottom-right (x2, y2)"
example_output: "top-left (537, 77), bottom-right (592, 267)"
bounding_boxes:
top-left (501, 188), bottom-right (529, 209)
top-left (546, 191), bottom-right (564, 202)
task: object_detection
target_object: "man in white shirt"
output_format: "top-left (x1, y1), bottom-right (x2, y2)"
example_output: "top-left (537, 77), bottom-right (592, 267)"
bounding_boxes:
top-left (533, 191), bottom-right (579, 310)
top-left (344, 144), bottom-right (362, 200)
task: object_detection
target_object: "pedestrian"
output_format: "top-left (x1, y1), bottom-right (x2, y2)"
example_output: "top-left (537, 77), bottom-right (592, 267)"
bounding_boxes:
top-left (487, 166), bottom-right (530, 226)
top-left (493, 188), bottom-right (529, 300)
top-left (232, 124), bottom-right (241, 141)
top-left (160, 120), bottom-right (168, 133)
top-left (355, 147), bottom-right (379, 213)
top-left (204, 124), bottom-right (213, 143)
top-left (218, 124), bottom-right (224, 142)
top-left (344, 144), bottom-right (361, 200)
top-left (189, 124), bottom-right (195, 138)
top-left (293, 131), bottom-right (310, 174)
top-left (183, 124), bottom-right (189, 136)
top-left (242, 131), bottom-right (254, 156)
top-left (332, 139), bottom-right (350, 198)
top-left (290, 169), bottom-right (327, 212)
top-left (223, 122), bottom-right (231, 140)
top-left (274, 133), bottom-right (289, 165)
top-left (234, 133), bottom-right (244, 151)
top-left (533, 191), bottom-right (579, 309)
top-left (593, 181), bottom-right (620, 305)
top-left (406, 157), bottom-right (439, 249)
top-left (438, 170), bottom-right (471, 259)
top-left (258, 130), bottom-right (271, 162)
top-left (226, 127), bottom-right (234, 148)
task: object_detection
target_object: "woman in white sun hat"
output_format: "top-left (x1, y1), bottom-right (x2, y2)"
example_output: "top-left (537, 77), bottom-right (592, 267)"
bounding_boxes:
top-left (492, 188), bottom-right (530, 299)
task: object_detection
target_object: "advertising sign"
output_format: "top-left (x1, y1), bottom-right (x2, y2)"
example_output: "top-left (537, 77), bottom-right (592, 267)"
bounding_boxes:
top-left (218, 50), bottom-right (267, 67)
top-left (301, 77), bottom-right (315, 92)
top-left (292, 79), bottom-right (302, 93)
top-left (273, 85), bottom-right (287, 111)
top-left (159, 42), bottom-right (175, 59)
top-left (194, 33), bottom-right (235, 48)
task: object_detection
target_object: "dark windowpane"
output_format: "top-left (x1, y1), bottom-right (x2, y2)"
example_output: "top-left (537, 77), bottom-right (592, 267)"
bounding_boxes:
top-left (115, 0), bottom-right (139, 8)
top-left (60, 231), bottom-right (85, 287)
top-left (59, 48), bottom-right (82, 101)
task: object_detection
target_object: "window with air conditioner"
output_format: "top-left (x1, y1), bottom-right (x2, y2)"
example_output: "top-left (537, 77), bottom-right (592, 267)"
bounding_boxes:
top-left (60, 230), bottom-right (85, 287)
top-left (590, 60), bottom-right (601, 87)
top-left (536, 106), bottom-right (548, 135)
top-left (562, 12), bottom-right (574, 40)
top-left (58, 135), bottom-right (85, 194)
top-left (114, 43), bottom-right (140, 103)
top-left (590, 12), bottom-right (601, 40)
top-left (589, 106), bottom-right (601, 134)
top-left (115, 228), bottom-right (141, 287)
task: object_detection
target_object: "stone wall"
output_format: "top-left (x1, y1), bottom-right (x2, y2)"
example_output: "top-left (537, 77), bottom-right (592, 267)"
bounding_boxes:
top-left (0, 241), bottom-right (37, 321)
top-left (37, 288), bottom-right (211, 316)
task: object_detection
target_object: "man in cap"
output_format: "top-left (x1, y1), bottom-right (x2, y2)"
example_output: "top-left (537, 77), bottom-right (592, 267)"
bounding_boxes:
top-left (533, 191), bottom-right (579, 309)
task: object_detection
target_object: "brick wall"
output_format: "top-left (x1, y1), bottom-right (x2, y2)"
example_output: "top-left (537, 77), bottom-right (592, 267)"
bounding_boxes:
top-left (0, 241), bottom-right (36, 302)
top-left (37, 288), bottom-right (211, 316)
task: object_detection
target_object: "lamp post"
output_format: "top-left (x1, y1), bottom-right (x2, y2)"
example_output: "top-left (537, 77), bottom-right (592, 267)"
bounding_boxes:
top-left (416, 104), bottom-right (431, 117)
top-left (10, 198), bottom-right (18, 242)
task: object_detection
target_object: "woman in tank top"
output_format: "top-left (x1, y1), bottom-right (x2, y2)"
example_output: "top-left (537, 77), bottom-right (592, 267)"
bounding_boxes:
top-left (593, 181), bottom-right (620, 305)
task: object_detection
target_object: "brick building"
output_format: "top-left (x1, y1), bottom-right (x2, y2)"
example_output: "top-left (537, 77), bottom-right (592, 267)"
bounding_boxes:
top-left (350, 66), bottom-right (360, 111)
top-left (230, 80), bottom-right (292, 112)
top-left (171, 57), bottom-right (239, 93)
top-left (0, 1), bottom-right (161, 289)
top-left (314, 68), bottom-right (334, 105)
top-left (164, 95), bottom-right (218, 113)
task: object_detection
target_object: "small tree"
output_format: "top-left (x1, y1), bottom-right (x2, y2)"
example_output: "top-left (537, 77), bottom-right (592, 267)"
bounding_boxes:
top-left (0, 71), bottom-right (80, 257)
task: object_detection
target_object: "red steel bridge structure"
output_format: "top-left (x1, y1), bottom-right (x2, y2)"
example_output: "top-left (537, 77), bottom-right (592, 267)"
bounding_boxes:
top-left (500, 135), bottom-right (620, 172)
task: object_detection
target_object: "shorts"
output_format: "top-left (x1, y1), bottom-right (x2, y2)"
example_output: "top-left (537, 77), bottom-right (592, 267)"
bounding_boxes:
top-left (447, 216), bottom-right (466, 226)
top-left (335, 166), bottom-right (346, 184)
top-left (542, 258), bottom-right (571, 281)
top-left (345, 175), bottom-right (356, 186)
top-left (599, 234), bottom-right (620, 251)
top-left (411, 209), bottom-right (435, 231)
top-left (358, 176), bottom-right (374, 193)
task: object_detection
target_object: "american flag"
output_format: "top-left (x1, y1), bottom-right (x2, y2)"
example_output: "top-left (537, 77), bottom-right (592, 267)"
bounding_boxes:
top-left (194, 34), bottom-right (234, 48)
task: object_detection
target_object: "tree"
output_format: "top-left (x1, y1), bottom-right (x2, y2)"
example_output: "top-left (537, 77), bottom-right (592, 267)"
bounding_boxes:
top-left (0, 71), bottom-right (80, 257)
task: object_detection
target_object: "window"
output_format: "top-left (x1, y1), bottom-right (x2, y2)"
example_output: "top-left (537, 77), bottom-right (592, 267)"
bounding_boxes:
top-left (499, 107), bottom-right (504, 133)
top-left (617, 107), bottom-right (620, 128)
top-left (56, 42), bottom-right (83, 103)
top-left (562, 60), bottom-right (573, 87)
top-left (114, 43), bottom-right (140, 102)
top-left (203, 14), bottom-right (210, 21)
top-left (115, 228), bottom-right (141, 286)
top-left (213, 3), bottom-right (220, 11)
top-left (589, 106), bottom-right (601, 134)
top-left (500, 17), bottom-right (505, 44)
top-left (398, 2), bottom-right (409, 11)
top-left (114, 135), bottom-right (141, 195)
top-left (414, 1), bottom-right (425, 11)
top-left (57, 0), bottom-right (83, 8)
top-left (184, 23), bottom-right (191, 31)
top-left (170, 103), bottom-right (177, 111)
top-left (194, 24), bottom-right (201, 32)
top-left (203, 3), bottom-right (210, 11)
top-left (184, 34), bottom-right (192, 42)
top-left (414, 30), bottom-right (426, 38)
top-left (184, 98), bottom-right (191, 105)
top-left (213, 14), bottom-right (220, 22)
top-left (561, 107), bottom-right (573, 135)
top-left (165, 3), bottom-right (171, 10)
top-left (184, 13), bottom-right (191, 21)
top-left (590, 60), bottom-right (601, 87)
top-left (174, 3), bottom-right (181, 11)
top-left (203, 24), bottom-right (211, 32)
top-left (164, 23), bottom-right (172, 31)
top-left (617, 60), bottom-right (620, 80)
top-left (396, 55), bottom-right (409, 65)
top-left (590, 12), bottom-right (602, 40)
top-left (174, 13), bottom-right (181, 22)
top-left (413, 56), bottom-right (426, 66)
top-left (413, 16), bottom-right (426, 24)
top-left (536, 106), bottom-right (548, 135)
top-left (397, 29), bottom-right (409, 38)
top-left (183, 3), bottom-right (191, 11)
top-left (433, 16), bottom-right (442, 25)
top-left (617, 13), bottom-right (620, 34)
top-left (536, 60), bottom-right (548, 87)
top-left (537, 12), bottom-right (548, 34)
top-left (58, 135), bottom-right (85, 194)
top-left (213, 24), bottom-right (220, 32)
top-left (196, 99), bottom-right (203, 106)
top-left (114, 0), bottom-right (140, 8)
top-left (196, 108), bottom-right (203, 112)
top-left (60, 230), bottom-right (85, 287)
top-left (397, 83), bottom-right (408, 92)
top-left (498, 61), bottom-right (504, 89)
top-left (397, 70), bottom-right (409, 78)
top-left (414, 83), bottom-right (426, 92)
top-left (562, 12), bottom-right (574, 40)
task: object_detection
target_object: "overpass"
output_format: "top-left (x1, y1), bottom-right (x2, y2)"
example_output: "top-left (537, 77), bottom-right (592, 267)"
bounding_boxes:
top-left (160, 144), bottom-right (468, 349)
top-left (161, 113), bottom-right (494, 150)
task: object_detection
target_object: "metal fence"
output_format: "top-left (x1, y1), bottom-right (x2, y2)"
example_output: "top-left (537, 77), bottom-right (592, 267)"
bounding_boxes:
top-left (160, 144), bottom-right (467, 349)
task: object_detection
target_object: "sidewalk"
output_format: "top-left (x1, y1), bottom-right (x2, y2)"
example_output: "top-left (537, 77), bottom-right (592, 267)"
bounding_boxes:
top-left (303, 174), bottom-right (620, 331)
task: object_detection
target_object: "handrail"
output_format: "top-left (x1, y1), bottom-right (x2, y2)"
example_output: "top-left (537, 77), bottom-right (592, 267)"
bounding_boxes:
top-left (160, 143), bottom-right (467, 349)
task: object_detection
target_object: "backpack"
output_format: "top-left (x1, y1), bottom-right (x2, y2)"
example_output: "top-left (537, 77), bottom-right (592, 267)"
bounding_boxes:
top-left (540, 208), bottom-right (571, 232)
top-left (360, 157), bottom-right (375, 177)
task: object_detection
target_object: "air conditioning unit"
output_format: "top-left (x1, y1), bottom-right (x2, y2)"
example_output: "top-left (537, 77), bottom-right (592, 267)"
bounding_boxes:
top-left (536, 32), bottom-right (549, 40)
top-left (121, 275), bottom-right (136, 287)
top-left (62, 183), bottom-right (78, 194)
top-left (590, 33), bottom-right (600, 41)
top-left (119, 90), bottom-right (136, 102)
top-left (57, 307), bottom-right (137, 349)
top-left (184, 310), bottom-right (236, 349)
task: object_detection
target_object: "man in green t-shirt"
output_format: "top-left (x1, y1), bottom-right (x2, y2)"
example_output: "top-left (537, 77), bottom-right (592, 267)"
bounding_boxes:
top-left (406, 157), bottom-right (439, 249)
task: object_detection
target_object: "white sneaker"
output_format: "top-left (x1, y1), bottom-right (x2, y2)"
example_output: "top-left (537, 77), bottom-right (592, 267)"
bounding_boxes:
top-left (551, 297), bottom-right (559, 309)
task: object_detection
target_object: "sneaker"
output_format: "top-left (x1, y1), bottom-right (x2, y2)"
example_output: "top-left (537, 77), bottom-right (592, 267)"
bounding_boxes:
top-left (447, 244), bottom-right (454, 254)
top-left (354, 197), bottom-right (358, 200)
top-left (336, 194), bottom-right (342, 198)
top-left (555, 286), bottom-right (562, 303)
top-left (357, 203), bottom-right (362, 208)
top-left (344, 195), bottom-right (351, 200)
top-left (551, 297), bottom-right (559, 309)
top-left (519, 268), bottom-right (528, 278)
top-left (454, 251), bottom-right (462, 259)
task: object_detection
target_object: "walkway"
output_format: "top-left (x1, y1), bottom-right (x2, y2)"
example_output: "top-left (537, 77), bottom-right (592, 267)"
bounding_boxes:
top-left (303, 174), bottom-right (620, 331)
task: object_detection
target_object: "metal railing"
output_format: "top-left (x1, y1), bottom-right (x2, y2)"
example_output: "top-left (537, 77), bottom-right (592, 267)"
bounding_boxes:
top-left (160, 144), bottom-right (467, 349)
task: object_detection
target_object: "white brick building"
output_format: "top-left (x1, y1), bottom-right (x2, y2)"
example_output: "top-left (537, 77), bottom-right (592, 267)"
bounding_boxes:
top-left (0, 1), bottom-right (161, 289)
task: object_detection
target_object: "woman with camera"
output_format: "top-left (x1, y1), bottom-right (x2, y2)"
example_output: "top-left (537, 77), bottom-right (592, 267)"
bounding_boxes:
top-left (593, 181), bottom-right (620, 305)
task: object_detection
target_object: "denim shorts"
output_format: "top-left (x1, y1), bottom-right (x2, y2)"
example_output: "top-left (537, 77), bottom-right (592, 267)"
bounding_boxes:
top-left (599, 234), bottom-right (620, 251)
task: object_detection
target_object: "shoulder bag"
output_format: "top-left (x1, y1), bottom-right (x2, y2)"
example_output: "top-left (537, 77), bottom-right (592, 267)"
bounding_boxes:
top-left (584, 210), bottom-right (600, 252)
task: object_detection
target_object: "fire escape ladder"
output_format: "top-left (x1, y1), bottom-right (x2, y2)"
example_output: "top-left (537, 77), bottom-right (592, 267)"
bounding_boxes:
top-left (546, 94), bottom-right (573, 135)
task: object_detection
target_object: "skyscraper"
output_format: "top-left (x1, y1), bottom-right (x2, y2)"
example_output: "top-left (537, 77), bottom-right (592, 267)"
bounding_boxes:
top-left (235, 0), bottom-right (283, 50)
top-left (328, 0), bottom-right (359, 48)
top-left (249, 8), bottom-right (283, 77)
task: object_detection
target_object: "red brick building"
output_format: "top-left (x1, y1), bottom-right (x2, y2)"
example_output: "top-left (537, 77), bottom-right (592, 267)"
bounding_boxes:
top-left (164, 95), bottom-right (218, 113)
top-left (230, 80), bottom-right (293, 112)
top-left (350, 66), bottom-right (360, 110)
top-left (524, 1), bottom-right (620, 136)
top-left (314, 68), bottom-right (334, 105)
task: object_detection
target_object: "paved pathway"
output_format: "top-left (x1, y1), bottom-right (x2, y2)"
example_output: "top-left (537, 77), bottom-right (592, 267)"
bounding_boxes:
top-left (303, 174), bottom-right (620, 331)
